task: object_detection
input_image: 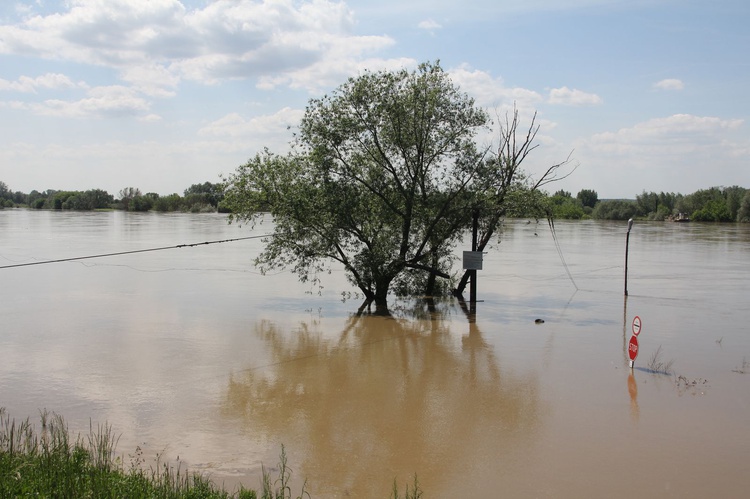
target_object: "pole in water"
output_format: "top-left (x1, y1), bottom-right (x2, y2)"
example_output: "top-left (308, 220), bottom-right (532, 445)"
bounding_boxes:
top-left (624, 218), bottom-right (633, 296)
top-left (470, 208), bottom-right (478, 306)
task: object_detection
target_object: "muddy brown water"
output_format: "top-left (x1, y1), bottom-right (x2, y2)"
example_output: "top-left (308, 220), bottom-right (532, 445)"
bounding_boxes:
top-left (1, 210), bottom-right (749, 498)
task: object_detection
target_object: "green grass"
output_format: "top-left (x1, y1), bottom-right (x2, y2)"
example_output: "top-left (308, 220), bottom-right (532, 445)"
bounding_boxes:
top-left (1, 408), bottom-right (422, 498)
top-left (391, 474), bottom-right (423, 499)
top-left (646, 345), bottom-right (675, 375)
top-left (0, 408), bottom-right (305, 498)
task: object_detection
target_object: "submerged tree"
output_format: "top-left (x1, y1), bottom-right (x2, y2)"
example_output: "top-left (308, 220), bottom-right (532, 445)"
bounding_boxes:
top-left (224, 62), bottom-right (570, 309)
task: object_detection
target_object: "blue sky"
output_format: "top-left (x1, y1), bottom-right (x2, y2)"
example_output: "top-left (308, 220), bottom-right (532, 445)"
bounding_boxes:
top-left (1, 0), bottom-right (748, 199)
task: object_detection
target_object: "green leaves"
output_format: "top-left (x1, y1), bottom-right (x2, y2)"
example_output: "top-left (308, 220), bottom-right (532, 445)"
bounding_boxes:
top-left (225, 62), bottom-right (553, 305)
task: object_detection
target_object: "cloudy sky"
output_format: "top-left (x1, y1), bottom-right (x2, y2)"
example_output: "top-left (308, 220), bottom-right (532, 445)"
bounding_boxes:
top-left (1, 0), bottom-right (748, 199)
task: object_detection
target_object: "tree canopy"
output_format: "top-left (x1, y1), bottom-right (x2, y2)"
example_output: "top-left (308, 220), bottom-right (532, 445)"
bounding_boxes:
top-left (224, 62), bottom-right (566, 310)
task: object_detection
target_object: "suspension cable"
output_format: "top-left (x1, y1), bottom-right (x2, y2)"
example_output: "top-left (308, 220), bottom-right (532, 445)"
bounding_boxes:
top-left (0, 234), bottom-right (268, 270)
top-left (548, 218), bottom-right (578, 290)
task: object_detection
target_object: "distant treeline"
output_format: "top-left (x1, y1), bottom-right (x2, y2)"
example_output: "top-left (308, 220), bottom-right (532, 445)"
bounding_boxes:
top-left (0, 181), bottom-right (228, 213)
top-left (2, 180), bottom-right (748, 222)
top-left (547, 186), bottom-right (750, 222)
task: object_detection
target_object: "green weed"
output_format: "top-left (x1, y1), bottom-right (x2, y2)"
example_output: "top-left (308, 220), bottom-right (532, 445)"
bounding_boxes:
top-left (391, 474), bottom-right (423, 499)
top-left (1, 407), bottom-right (423, 498)
top-left (259, 444), bottom-right (309, 499)
top-left (647, 345), bottom-right (675, 375)
top-left (0, 408), bottom-right (291, 498)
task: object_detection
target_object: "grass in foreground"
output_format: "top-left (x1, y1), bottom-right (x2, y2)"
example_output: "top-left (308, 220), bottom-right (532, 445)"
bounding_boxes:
top-left (1, 408), bottom-right (422, 498)
top-left (0, 408), bottom-right (306, 498)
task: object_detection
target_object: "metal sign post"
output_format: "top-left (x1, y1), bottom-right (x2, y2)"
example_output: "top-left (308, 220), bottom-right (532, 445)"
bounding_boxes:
top-left (470, 209), bottom-right (479, 306)
top-left (462, 250), bottom-right (483, 305)
top-left (628, 315), bottom-right (642, 368)
top-left (628, 336), bottom-right (639, 368)
top-left (624, 218), bottom-right (634, 296)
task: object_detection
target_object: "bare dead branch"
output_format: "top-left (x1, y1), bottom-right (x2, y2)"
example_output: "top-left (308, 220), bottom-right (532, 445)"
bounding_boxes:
top-left (532, 150), bottom-right (578, 190)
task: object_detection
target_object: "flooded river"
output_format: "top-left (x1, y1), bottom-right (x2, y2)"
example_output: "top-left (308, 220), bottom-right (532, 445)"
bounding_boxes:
top-left (1, 210), bottom-right (749, 498)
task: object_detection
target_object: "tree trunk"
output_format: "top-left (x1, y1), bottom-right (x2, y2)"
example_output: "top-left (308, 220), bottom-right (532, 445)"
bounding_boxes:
top-left (424, 249), bottom-right (439, 296)
top-left (357, 298), bottom-right (391, 316)
top-left (365, 275), bottom-right (392, 315)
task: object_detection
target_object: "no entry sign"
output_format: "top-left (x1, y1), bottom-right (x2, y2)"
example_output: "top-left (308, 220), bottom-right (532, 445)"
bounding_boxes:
top-left (632, 316), bottom-right (642, 336)
top-left (628, 335), bottom-right (639, 362)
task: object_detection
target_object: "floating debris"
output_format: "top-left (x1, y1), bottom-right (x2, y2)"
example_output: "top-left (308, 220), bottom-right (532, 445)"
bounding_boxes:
top-left (675, 375), bottom-right (709, 396)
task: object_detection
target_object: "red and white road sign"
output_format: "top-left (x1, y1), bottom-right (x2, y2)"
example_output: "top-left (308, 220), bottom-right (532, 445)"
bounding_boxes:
top-left (628, 335), bottom-right (639, 361)
top-left (632, 316), bottom-right (642, 336)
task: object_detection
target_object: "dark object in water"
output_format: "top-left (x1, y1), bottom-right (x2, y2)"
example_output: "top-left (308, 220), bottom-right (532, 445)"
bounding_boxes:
top-left (667, 212), bottom-right (690, 223)
top-left (535, 319), bottom-right (545, 324)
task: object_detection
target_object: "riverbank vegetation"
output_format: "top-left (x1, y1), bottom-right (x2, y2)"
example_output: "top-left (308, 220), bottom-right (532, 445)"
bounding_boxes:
top-left (2, 180), bottom-right (747, 223)
top-left (548, 185), bottom-right (750, 222)
top-left (0, 408), bottom-right (251, 498)
top-left (0, 181), bottom-right (228, 213)
top-left (1, 408), bottom-right (422, 498)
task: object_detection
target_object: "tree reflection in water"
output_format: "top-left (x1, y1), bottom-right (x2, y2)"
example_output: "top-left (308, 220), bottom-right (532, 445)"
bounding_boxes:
top-left (222, 298), bottom-right (542, 497)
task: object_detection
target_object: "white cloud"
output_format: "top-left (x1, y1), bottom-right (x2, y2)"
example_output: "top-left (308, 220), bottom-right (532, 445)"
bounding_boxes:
top-left (653, 78), bottom-right (684, 91)
top-left (199, 107), bottom-right (304, 139)
top-left (0, 73), bottom-right (86, 93)
top-left (571, 114), bottom-right (748, 196)
top-left (28, 85), bottom-right (151, 118)
top-left (548, 86), bottom-right (602, 106)
top-left (0, 0), bottom-right (400, 93)
top-left (139, 113), bottom-right (163, 122)
top-left (14, 3), bottom-right (34, 17)
top-left (348, 0), bottom-right (632, 22)
top-left (586, 114), bottom-right (743, 154)
top-left (255, 48), bottom-right (407, 93)
top-left (0, 100), bottom-right (28, 110)
top-left (418, 19), bottom-right (442, 30)
top-left (449, 65), bottom-right (544, 110)
top-left (120, 64), bottom-right (179, 97)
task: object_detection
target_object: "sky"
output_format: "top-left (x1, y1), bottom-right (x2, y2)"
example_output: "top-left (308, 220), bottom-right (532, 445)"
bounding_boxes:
top-left (1, 0), bottom-right (748, 199)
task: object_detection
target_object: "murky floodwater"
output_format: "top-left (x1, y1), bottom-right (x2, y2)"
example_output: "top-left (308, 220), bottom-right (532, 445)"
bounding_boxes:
top-left (1, 210), bottom-right (749, 498)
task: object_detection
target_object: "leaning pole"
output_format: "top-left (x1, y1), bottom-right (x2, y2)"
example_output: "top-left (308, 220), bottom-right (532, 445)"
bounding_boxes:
top-left (624, 218), bottom-right (633, 296)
